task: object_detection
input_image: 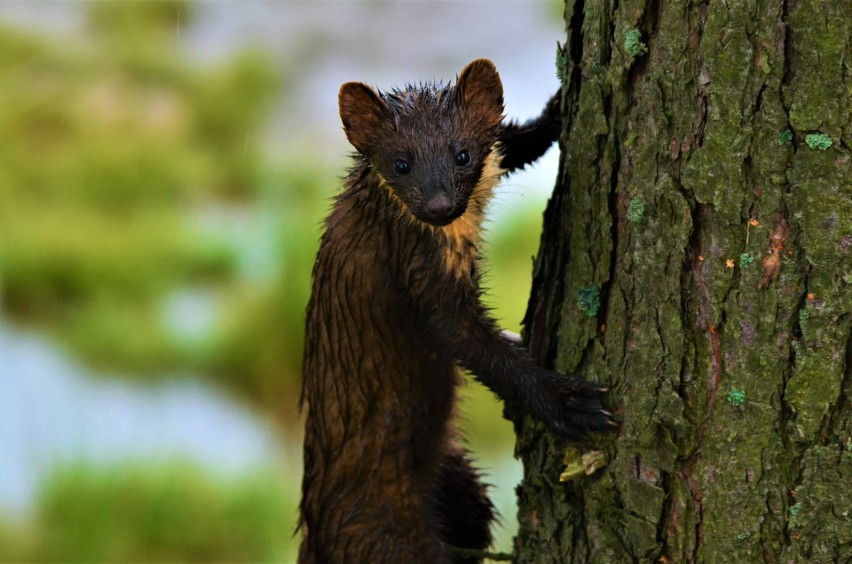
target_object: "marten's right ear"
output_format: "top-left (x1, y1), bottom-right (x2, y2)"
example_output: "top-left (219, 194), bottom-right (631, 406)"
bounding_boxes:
top-left (339, 82), bottom-right (389, 154)
top-left (456, 59), bottom-right (504, 128)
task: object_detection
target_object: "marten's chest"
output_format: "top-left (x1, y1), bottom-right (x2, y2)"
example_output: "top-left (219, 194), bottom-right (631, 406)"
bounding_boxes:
top-left (436, 214), bottom-right (482, 282)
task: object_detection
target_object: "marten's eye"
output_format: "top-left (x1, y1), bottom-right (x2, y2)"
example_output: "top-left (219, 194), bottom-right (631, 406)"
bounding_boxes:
top-left (394, 159), bottom-right (410, 175)
top-left (455, 150), bottom-right (471, 166)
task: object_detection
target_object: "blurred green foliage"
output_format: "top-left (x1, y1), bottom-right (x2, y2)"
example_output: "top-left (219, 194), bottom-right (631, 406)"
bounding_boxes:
top-left (207, 159), bottom-right (335, 418)
top-left (0, 3), bottom-right (551, 559)
top-left (0, 2), bottom-right (319, 412)
top-left (0, 463), bottom-right (298, 562)
top-left (0, 0), bottom-right (545, 415)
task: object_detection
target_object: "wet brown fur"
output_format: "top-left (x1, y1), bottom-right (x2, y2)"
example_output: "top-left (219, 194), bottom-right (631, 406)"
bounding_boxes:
top-left (299, 60), bottom-right (610, 563)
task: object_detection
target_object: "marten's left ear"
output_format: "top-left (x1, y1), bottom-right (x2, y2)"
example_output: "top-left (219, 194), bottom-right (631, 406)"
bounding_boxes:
top-left (456, 59), bottom-right (504, 126)
top-left (339, 82), bottom-right (390, 154)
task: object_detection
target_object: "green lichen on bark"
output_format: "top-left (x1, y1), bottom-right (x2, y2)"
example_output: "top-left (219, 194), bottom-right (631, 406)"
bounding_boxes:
top-left (626, 197), bottom-right (645, 223)
top-left (804, 132), bottom-right (833, 150)
top-left (555, 42), bottom-right (569, 85)
top-left (738, 253), bottom-right (754, 268)
top-left (624, 29), bottom-right (647, 57)
top-left (577, 284), bottom-right (600, 317)
top-left (727, 387), bottom-right (747, 407)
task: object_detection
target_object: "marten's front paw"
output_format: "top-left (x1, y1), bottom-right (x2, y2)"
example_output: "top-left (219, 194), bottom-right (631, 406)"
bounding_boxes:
top-left (523, 370), bottom-right (614, 439)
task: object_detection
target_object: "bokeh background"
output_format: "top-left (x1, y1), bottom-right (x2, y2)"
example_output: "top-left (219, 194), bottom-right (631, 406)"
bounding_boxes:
top-left (0, 1), bottom-right (563, 560)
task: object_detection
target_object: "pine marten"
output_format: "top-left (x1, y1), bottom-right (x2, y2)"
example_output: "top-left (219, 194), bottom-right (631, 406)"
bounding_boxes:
top-left (299, 59), bottom-right (611, 563)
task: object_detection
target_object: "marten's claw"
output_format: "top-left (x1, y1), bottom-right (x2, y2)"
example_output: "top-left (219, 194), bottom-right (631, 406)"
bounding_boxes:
top-left (528, 371), bottom-right (614, 439)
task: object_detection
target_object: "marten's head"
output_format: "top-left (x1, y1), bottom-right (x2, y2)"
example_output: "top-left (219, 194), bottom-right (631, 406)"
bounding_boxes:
top-left (339, 59), bottom-right (505, 227)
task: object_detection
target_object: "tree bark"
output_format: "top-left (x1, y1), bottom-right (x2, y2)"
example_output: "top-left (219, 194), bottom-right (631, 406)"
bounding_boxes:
top-left (515, 0), bottom-right (851, 561)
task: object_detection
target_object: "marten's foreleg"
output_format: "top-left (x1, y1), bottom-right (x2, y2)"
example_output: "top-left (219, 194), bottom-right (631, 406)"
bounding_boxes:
top-left (498, 92), bottom-right (561, 173)
top-left (433, 448), bottom-right (494, 563)
top-left (419, 282), bottom-right (611, 437)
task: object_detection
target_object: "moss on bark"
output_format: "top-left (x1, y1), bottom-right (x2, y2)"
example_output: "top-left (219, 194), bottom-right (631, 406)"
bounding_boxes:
top-left (516, 0), bottom-right (851, 561)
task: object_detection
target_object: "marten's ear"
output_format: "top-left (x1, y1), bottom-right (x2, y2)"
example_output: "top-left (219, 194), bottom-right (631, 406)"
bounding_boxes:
top-left (339, 82), bottom-right (389, 154)
top-left (456, 59), bottom-right (504, 127)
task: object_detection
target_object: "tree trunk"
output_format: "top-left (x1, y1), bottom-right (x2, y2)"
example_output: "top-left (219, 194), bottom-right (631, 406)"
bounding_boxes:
top-left (514, 0), bottom-right (851, 561)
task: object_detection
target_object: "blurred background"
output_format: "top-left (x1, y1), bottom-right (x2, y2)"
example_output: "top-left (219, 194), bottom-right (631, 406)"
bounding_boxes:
top-left (0, 1), bottom-right (563, 561)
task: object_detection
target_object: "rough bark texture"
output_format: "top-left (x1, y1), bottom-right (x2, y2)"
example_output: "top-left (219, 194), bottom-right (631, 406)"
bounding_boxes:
top-left (515, 0), bottom-right (851, 561)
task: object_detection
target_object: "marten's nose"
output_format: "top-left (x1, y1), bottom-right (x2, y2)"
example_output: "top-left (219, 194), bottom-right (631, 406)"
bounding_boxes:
top-left (424, 194), bottom-right (453, 221)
